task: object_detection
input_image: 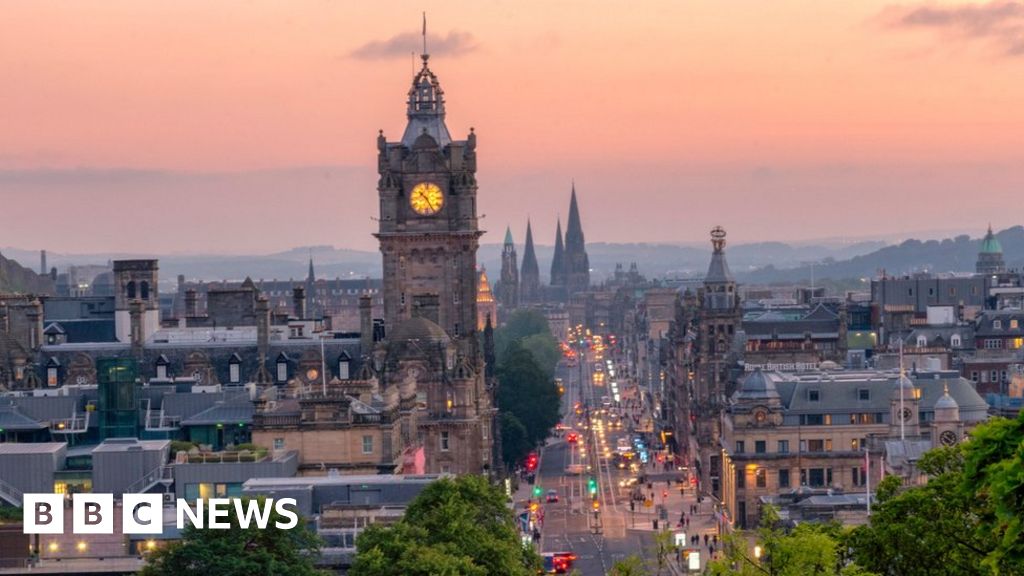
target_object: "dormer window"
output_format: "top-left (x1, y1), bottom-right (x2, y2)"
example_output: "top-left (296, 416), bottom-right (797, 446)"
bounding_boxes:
top-left (46, 357), bottom-right (60, 387)
top-left (1012, 319), bottom-right (1019, 330)
top-left (229, 353), bottom-right (242, 384)
top-left (808, 389), bottom-right (820, 402)
top-left (951, 334), bottom-right (962, 347)
top-left (155, 355), bottom-right (170, 380)
top-left (276, 353), bottom-right (290, 383)
top-left (916, 335), bottom-right (927, 348)
top-left (994, 319), bottom-right (1003, 330)
top-left (338, 352), bottom-right (351, 380)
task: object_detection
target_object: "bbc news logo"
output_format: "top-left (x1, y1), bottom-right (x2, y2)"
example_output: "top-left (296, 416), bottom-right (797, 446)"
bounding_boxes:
top-left (23, 494), bottom-right (299, 534)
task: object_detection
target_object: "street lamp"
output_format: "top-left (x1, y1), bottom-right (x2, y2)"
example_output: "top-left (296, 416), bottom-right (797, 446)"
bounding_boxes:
top-left (754, 545), bottom-right (762, 560)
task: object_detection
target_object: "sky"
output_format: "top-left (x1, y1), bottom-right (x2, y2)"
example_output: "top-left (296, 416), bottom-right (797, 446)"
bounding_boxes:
top-left (2, 0), bottom-right (1024, 255)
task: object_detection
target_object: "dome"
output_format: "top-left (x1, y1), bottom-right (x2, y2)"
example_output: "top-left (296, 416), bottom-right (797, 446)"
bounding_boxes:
top-left (935, 384), bottom-right (959, 410)
top-left (389, 317), bottom-right (450, 343)
top-left (894, 373), bottom-right (915, 390)
top-left (980, 226), bottom-right (1002, 255)
top-left (734, 368), bottom-right (780, 402)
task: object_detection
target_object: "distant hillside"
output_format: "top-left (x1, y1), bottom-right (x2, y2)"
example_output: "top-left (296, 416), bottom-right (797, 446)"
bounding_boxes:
top-left (744, 226), bottom-right (1024, 284)
top-left (0, 252), bottom-right (54, 294)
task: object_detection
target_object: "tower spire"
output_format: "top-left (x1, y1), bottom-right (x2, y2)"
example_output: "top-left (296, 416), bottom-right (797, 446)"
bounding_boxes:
top-left (551, 217), bottom-right (565, 287)
top-left (520, 219), bottom-right (540, 303)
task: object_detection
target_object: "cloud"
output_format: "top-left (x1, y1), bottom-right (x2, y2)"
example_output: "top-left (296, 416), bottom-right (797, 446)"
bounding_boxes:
top-left (350, 30), bottom-right (478, 60)
top-left (882, 1), bottom-right (1024, 56)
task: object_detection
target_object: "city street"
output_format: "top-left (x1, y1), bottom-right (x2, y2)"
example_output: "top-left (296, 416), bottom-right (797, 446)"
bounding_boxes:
top-left (517, 337), bottom-right (723, 574)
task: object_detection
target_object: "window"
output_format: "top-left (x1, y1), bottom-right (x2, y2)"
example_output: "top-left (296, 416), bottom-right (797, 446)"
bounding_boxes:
top-left (1012, 319), bottom-right (1019, 330)
top-left (951, 334), bottom-right (962, 348)
top-left (806, 439), bottom-right (825, 452)
top-left (156, 364), bottom-right (168, 380)
top-left (808, 389), bottom-right (820, 402)
top-left (362, 435), bottom-right (374, 454)
top-left (916, 335), bottom-right (927, 347)
top-left (735, 441), bottom-right (745, 454)
top-left (778, 469), bottom-right (790, 488)
top-left (777, 440), bottom-right (789, 454)
top-left (755, 468), bottom-right (767, 488)
top-left (440, 431), bottom-right (451, 452)
top-left (825, 439), bottom-right (833, 451)
top-left (338, 358), bottom-right (350, 380)
top-left (277, 361), bottom-right (288, 383)
top-left (229, 363), bottom-right (240, 384)
top-left (736, 468), bottom-right (745, 489)
top-left (755, 440), bottom-right (766, 454)
top-left (994, 320), bottom-right (1003, 330)
top-left (801, 414), bottom-right (824, 426)
top-left (971, 371), bottom-right (979, 382)
top-left (273, 438), bottom-right (284, 450)
top-left (852, 467), bottom-right (866, 487)
top-left (807, 468), bottom-right (826, 487)
top-left (858, 388), bottom-right (870, 401)
top-left (851, 438), bottom-right (861, 451)
top-left (47, 367), bottom-right (58, 387)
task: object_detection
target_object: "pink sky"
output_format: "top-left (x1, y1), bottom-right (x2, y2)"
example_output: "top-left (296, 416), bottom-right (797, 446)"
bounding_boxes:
top-left (2, 0), bottom-right (1023, 254)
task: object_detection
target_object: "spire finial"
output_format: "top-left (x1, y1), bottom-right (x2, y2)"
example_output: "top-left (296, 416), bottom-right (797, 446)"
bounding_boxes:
top-left (422, 12), bottom-right (428, 58)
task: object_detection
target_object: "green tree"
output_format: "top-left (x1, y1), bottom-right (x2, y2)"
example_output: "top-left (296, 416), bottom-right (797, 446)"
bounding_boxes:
top-left (610, 555), bottom-right (648, 576)
top-left (494, 309), bottom-right (561, 377)
top-left (350, 475), bottom-right (540, 576)
top-left (139, 497), bottom-right (325, 576)
top-left (709, 507), bottom-right (875, 576)
top-left (500, 411), bottom-right (532, 469)
top-left (496, 341), bottom-right (561, 449)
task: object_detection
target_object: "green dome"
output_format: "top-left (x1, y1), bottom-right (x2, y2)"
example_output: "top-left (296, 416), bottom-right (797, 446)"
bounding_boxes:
top-left (980, 227), bottom-right (1002, 254)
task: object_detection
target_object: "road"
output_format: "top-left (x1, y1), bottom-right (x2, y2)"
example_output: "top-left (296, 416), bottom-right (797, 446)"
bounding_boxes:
top-left (523, 340), bottom-right (721, 575)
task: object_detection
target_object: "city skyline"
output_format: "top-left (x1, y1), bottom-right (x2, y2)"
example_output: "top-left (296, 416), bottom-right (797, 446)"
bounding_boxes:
top-left (3, 1), bottom-right (1024, 254)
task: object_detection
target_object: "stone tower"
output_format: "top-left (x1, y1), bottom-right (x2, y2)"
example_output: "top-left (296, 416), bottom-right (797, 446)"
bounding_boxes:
top-left (112, 260), bottom-right (160, 345)
top-left (375, 53), bottom-right (481, 341)
top-left (564, 184), bottom-right (590, 294)
top-left (375, 47), bottom-right (493, 475)
top-left (976, 225), bottom-right (1005, 275)
top-left (498, 226), bottom-right (519, 310)
top-left (694, 226), bottom-right (741, 497)
top-left (520, 220), bottom-right (541, 304)
top-left (550, 218), bottom-right (566, 288)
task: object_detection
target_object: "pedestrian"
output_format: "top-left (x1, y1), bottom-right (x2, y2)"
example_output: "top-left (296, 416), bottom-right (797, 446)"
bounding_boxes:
top-left (686, 517), bottom-right (690, 529)
top-left (703, 534), bottom-right (709, 546)
top-left (712, 534), bottom-right (718, 546)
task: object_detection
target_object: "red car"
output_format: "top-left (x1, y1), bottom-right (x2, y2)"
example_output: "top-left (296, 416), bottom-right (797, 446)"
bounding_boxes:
top-left (566, 432), bottom-right (579, 444)
top-left (542, 552), bottom-right (577, 574)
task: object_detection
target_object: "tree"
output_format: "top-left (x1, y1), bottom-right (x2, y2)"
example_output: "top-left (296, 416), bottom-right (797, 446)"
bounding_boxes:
top-left (848, 421), bottom-right (1024, 576)
top-left (139, 497), bottom-right (325, 576)
top-left (349, 475), bottom-right (540, 576)
top-left (500, 412), bottom-right (532, 470)
top-left (494, 309), bottom-right (561, 377)
top-left (609, 555), bottom-right (648, 576)
top-left (496, 342), bottom-right (561, 449)
top-left (709, 506), bottom-right (876, 576)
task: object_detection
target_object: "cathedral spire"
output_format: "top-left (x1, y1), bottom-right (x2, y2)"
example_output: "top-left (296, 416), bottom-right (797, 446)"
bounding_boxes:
top-left (563, 183), bottom-right (590, 293)
top-left (307, 253), bottom-right (316, 283)
top-left (520, 219), bottom-right (541, 303)
top-left (551, 218), bottom-right (565, 286)
top-left (504, 225), bottom-right (514, 246)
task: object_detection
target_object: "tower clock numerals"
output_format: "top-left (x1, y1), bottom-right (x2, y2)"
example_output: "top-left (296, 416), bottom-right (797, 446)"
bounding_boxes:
top-left (939, 430), bottom-right (958, 446)
top-left (410, 182), bottom-right (444, 215)
top-left (900, 407), bottom-right (913, 422)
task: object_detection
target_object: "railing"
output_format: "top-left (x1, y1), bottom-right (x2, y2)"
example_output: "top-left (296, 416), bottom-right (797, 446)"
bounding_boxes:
top-left (49, 411), bottom-right (90, 434)
top-left (144, 400), bottom-right (181, 431)
top-left (0, 476), bottom-right (24, 507)
top-left (183, 451), bottom-right (268, 464)
top-left (124, 463), bottom-right (172, 496)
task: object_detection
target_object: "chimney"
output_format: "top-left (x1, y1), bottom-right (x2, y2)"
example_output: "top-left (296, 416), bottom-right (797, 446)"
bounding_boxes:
top-left (40, 250), bottom-right (47, 275)
top-left (27, 299), bottom-right (43, 351)
top-left (256, 296), bottom-right (270, 363)
top-left (359, 295), bottom-right (373, 353)
top-left (293, 286), bottom-right (307, 319)
top-left (185, 289), bottom-right (197, 318)
top-left (129, 299), bottom-right (145, 359)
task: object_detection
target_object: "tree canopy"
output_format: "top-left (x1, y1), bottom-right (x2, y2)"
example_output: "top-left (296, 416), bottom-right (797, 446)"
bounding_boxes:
top-left (139, 497), bottom-right (325, 576)
top-left (349, 475), bottom-right (540, 576)
top-left (496, 341), bottom-right (561, 465)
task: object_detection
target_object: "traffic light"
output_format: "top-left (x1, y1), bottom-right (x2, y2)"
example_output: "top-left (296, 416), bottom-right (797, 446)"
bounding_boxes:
top-left (592, 500), bottom-right (600, 511)
top-left (533, 485), bottom-right (543, 497)
top-left (587, 477), bottom-right (597, 495)
top-left (529, 502), bottom-right (539, 512)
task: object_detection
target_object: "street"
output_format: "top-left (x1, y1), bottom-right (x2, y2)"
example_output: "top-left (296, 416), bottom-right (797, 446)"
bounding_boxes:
top-left (516, 334), bottom-right (723, 575)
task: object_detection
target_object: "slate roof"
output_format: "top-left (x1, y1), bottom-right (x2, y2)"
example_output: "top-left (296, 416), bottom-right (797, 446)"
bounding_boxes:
top-left (181, 401), bottom-right (254, 426)
top-left (0, 404), bottom-right (46, 430)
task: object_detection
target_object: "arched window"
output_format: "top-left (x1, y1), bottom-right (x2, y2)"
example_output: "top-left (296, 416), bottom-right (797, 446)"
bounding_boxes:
top-left (140, 281), bottom-right (150, 300)
top-left (916, 335), bottom-right (927, 348)
top-left (126, 281), bottom-right (136, 299)
top-left (951, 334), bottom-right (962, 348)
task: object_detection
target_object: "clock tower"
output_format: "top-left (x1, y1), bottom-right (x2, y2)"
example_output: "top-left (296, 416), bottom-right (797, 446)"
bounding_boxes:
top-left (375, 53), bottom-right (481, 342)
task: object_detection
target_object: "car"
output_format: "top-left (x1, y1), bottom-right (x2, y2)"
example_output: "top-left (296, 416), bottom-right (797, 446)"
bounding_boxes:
top-left (546, 489), bottom-right (559, 503)
top-left (566, 431), bottom-right (579, 443)
top-left (565, 463), bottom-right (584, 475)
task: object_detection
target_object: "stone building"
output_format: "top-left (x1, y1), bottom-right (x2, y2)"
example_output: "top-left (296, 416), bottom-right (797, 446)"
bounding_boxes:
top-left (371, 49), bottom-right (495, 475)
top-left (476, 268), bottom-right (497, 331)
top-left (721, 367), bottom-right (988, 529)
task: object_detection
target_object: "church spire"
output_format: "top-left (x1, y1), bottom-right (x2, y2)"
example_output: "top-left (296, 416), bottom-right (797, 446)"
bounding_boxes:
top-left (504, 225), bottom-right (514, 246)
top-left (551, 218), bottom-right (565, 286)
top-left (307, 253), bottom-right (316, 283)
top-left (520, 220), bottom-right (541, 303)
top-left (563, 182), bottom-right (590, 293)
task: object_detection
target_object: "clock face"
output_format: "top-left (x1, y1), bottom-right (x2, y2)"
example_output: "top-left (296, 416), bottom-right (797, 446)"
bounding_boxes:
top-left (409, 182), bottom-right (444, 215)
top-left (939, 430), bottom-right (958, 446)
top-left (900, 407), bottom-right (913, 422)
top-left (754, 409), bottom-right (767, 423)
